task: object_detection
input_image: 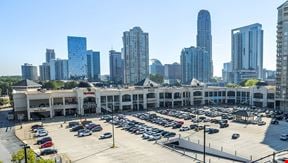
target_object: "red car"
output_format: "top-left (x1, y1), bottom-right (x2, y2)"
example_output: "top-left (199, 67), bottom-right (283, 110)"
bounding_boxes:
top-left (40, 141), bottom-right (53, 149)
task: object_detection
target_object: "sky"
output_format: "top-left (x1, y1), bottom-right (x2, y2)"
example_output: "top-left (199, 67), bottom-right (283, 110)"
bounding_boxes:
top-left (0, 0), bottom-right (284, 77)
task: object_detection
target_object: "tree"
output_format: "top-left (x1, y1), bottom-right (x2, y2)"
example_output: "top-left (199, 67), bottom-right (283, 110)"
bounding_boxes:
top-left (64, 81), bottom-right (78, 89)
top-left (149, 74), bottom-right (164, 84)
top-left (225, 83), bottom-right (240, 88)
top-left (240, 79), bottom-right (260, 87)
top-left (43, 81), bottom-right (64, 90)
top-left (11, 148), bottom-right (54, 163)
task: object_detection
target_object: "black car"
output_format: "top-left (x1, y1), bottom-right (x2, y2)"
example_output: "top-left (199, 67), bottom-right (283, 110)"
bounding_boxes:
top-left (91, 126), bottom-right (103, 132)
top-left (40, 148), bottom-right (57, 156)
top-left (31, 124), bottom-right (43, 130)
top-left (36, 137), bottom-right (52, 145)
top-left (70, 125), bottom-right (84, 132)
top-left (219, 123), bottom-right (229, 128)
top-left (163, 132), bottom-right (176, 138)
top-left (271, 119), bottom-right (279, 125)
top-left (208, 128), bottom-right (219, 134)
top-left (232, 133), bottom-right (240, 139)
top-left (172, 124), bottom-right (182, 129)
top-left (67, 122), bottom-right (79, 128)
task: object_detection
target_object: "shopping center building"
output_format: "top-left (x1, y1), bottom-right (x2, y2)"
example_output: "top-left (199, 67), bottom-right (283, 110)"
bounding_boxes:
top-left (12, 79), bottom-right (276, 120)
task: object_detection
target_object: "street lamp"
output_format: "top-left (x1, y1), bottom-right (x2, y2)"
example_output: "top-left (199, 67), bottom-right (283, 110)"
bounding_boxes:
top-left (20, 144), bottom-right (30, 163)
top-left (203, 125), bottom-right (209, 163)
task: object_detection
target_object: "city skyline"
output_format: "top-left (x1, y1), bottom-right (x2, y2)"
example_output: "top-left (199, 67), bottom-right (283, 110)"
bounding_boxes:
top-left (0, 0), bottom-right (283, 76)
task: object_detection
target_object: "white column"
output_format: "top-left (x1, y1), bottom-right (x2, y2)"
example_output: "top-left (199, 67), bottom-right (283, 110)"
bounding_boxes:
top-left (63, 97), bottom-right (66, 116)
top-left (27, 98), bottom-right (31, 120)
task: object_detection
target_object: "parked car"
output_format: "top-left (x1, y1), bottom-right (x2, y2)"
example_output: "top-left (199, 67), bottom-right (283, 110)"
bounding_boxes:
top-left (219, 123), bottom-right (229, 128)
top-left (208, 128), bottom-right (219, 134)
top-left (40, 141), bottom-right (53, 149)
top-left (33, 127), bottom-right (45, 133)
top-left (232, 133), bottom-right (240, 139)
top-left (70, 125), bottom-right (84, 132)
top-left (258, 121), bottom-right (266, 126)
top-left (99, 132), bottom-right (112, 139)
top-left (90, 126), bottom-right (103, 132)
top-left (31, 124), bottom-right (43, 130)
top-left (36, 137), bottom-right (52, 145)
top-left (179, 126), bottom-right (190, 131)
top-left (67, 122), bottom-right (79, 128)
top-left (271, 119), bottom-right (279, 125)
top-left (40, 148), bottom-right (57, 156)
top-left (35, 130), bottom-right (48, 137)
top-left (280, 134), bottom-right (288, 141)
top-left (78, 129), bottom-right (92, 137)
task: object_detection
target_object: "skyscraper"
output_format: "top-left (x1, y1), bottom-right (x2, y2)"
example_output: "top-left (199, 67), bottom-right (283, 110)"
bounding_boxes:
top-left (180, 47), bottom-right (209, 84)
top-left (222, 62), bottom-right (233, 83)
top-left (123, 27), bottom-right (149, 84)
top-left (50, 59), bottom-right (69, 80)
top-left (46, 49), bottom-right (55, 63)
top-left (21, 63), bottom-right (38, 81)
top-left (68, 36), bottom-right (87, 79)
top-left (109, 50), bottom-right (123, 84)
top-left (164, 62), bottom-right (181, 84)
top-left (149, 59), bottom-right (164, 77)
top-left (276, 1), bottom-right (288, 111)
top-left (39, 62), bottom-right (50, 81)
top-left (87, 50), bottom-right (100, 81)
top-left (197, 10), bottom-right (212, 79)
top-left (231, 23), bottom-right (263, 83)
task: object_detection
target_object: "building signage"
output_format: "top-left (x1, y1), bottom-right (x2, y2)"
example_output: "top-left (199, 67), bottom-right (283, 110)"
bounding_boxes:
top-left (84, 92), bottom-right (95, 95)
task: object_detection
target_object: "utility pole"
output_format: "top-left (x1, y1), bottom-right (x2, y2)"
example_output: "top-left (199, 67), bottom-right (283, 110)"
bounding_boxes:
top-left (23, 144), bottom-right (30, 163)
top-left (203, 125), bottom-right (209, 163)
top-left (203, 125), bottom-right (206, 163)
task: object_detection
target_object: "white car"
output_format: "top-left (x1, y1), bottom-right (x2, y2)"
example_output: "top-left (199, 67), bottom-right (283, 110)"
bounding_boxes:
top-left (99, 132), bottom-right (112, 139)
top-left (78, 129), bottom-right (92, 137)
top-left (33, 127), bottom-right (45, 133)
top-left (280, 134), bottom-right (288, 141)
top-left (35, 130), bottom-right (48, 137)
top-left (179, 126), bottom-right (190, 131)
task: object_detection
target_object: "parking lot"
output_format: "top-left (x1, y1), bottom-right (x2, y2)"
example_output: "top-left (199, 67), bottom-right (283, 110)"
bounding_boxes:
top-left (15, 106), bottom-right (288, 163)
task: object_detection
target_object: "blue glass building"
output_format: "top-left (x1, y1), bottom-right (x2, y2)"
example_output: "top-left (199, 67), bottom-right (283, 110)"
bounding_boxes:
top-left (68, 36), bottom-right (87, 79)
top-left (149, 59), bottom-right (164, 77)
top-left (109, 50), bottom-right (123, 84)
top-left (87, 50), bottom-right (100, 81)
top-left (231, 23), bottom-right (263, 83)
top-left (197, 10), bottom-right (212, 80)
top-left (181, 47), bottom-right (209, 84)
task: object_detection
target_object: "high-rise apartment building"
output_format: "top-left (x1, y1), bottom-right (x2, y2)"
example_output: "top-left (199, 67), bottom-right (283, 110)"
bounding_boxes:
top-left (46, 49), bottom-right (55, 63)
top-left (68, 36), bottom-right (87, 79)
top-left (123, 27), bottom-right (149, 84)
top-left (109, 50), bottom-right (123, 84)
top-left (39, 62), bottom-right (50, 81)
top-left (164, 63), bottom-right (181, 84)
top-left (50, 59), bottom-right (69, 80)
top-left (231, 23), bottom-right (263, 83)
top-left (150, 59), bottom-right (164, 77)
top-left (276, 1), bottom-right (288, 111)
top-left (21, 63), bottom-right (38, 81)
top-left (87, 50), bottom-right (100, 81)
top-left (222, 62), bottom-right (233, 83)
top-left (197, 10), bottom-right (213, 80)
top-left (181, 47), bottom-right (209, 84)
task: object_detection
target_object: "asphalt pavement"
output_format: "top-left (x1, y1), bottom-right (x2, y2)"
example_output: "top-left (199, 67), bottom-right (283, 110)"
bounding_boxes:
top-left (0, 108), bottom-right (22, 162)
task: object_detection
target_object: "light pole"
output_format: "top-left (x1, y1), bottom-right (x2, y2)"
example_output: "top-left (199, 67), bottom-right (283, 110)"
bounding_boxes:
top-left (21, 144), bottom-right (30, 163)
top-left (203, 125), bottom-right (209, 163)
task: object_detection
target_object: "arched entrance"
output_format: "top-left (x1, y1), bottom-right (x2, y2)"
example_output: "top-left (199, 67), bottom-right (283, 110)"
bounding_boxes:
top-left (83, 97), bottom-right (97, 114)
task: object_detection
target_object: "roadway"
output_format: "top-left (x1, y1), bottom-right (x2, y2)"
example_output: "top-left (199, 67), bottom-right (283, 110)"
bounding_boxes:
top-left (0, 108), bottom-right (22, 162)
